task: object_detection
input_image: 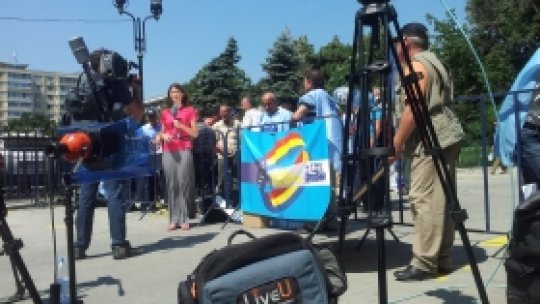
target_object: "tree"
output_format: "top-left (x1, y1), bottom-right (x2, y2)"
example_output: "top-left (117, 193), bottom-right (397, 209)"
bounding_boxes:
top-left (315, 36), bottom-right (352, 92)
top-left (426, 1), bottom-right (540, 145)
top-left (260, 28), bottom-right (302, 101)
top-left (466, 0), bottom-right (540, 91)
top-left (293, 35), bottom-right (317, 74)
top-left (3, 113), bottom-right (56, 135)
top-left (186, 37), bottom-right (251, 115)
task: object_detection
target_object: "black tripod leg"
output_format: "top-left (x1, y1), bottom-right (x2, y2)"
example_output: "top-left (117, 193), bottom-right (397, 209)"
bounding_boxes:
top-left (491, 244), bottom-right (507, 258)
top-left (386, 228), bottom-right (400, 243)
top-left (0, 217), bottom-right (42, 304)
top-left (355, 226), bottom-right (372, 251)
top-left (376, 227), bottom-right (388, 304)
top-left (456, 223), bottom-right (490, 303)
top-left (336, 214), bottom-right (349, 254)
top-left (220, 206), bottom-right (240, 229)
top-left (490, 232), bottom-right (509, 258)
top-left (62, 183), bottom-right (81, 304)
top-left (307, 215), bottom-right (327, 241)
top-left (8, 255), bottom-right (27, 302)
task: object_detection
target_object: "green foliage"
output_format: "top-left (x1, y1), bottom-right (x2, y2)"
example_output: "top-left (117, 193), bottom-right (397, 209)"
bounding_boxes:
top-left (466, 0), bottom-right (540, 91)
top-left (260, 29), bottom-right (302, 100)
top-left (293, 35), bottom-right (317, 74)
top-left (2, 113), bottom-right (56, 135)
top-left (457, 145), bottom-right (484, 168)
top-left (427, 1), bottom-right (540, 145)
top-left (186, 37), bottom-right (251, 115)
top-left (315, 36), bottom-right (352, 92)
top-left (427, 14), bottom-right (485, 145)
top-left (427, 14), bottom-right (482, 96)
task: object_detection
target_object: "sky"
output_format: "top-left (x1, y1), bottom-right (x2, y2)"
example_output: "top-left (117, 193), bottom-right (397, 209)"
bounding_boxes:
top-left (0, 0), bottom-right (467, 100)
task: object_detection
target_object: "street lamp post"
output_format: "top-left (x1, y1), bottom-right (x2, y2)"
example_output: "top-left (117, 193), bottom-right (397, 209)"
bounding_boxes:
top-left (113, 0), bottom-right (163, 101)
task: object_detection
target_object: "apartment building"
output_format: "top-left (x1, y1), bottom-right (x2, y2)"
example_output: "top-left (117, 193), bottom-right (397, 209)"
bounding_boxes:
top-left (0, 62), bottom-right (79, 124)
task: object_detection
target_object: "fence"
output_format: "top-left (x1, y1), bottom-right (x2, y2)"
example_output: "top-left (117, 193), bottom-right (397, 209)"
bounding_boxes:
top-left (0, 130), bottom-right (58, 203)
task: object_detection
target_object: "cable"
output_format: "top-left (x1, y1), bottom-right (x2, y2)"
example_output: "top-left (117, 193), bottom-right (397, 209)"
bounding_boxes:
top-left (438, 1), bottom-right (518, 293)
top-left (0, 17), bottom-right (129, 24)
top-left (47, 161), bottom-right (58, 282)
top-left (437, 0), bottom-right (498, 117)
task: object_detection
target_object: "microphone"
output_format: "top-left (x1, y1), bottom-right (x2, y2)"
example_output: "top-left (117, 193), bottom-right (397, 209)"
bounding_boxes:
top-left (171, 105), bottom-right (178, 120)
top-left (69, 36), bottom-right (90, 65)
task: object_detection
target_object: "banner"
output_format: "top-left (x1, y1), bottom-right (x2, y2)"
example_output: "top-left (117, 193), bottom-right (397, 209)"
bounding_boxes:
top-left (495, 48), bottom-right (540, 167)
top-left (240, 120), bottom-right (331, 220)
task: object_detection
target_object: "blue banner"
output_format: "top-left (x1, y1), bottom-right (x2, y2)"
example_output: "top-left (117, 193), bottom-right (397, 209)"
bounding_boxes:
top-left (240, 120), bottom-right (331, 220)
top-left (57, 118), bottom-right (157, 184)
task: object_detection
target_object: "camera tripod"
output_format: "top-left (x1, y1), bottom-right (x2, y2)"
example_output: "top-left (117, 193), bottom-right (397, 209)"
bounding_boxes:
top-left (333, 1), bottom-right (490, 303)
top-left (0, 187), bottom-right (43, 303)
top-left (46, 173), bottom-right (83, 304)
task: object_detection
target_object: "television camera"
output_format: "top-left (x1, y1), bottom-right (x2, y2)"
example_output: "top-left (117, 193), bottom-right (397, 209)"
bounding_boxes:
top-left (46, 37), bottom-right (154, 184)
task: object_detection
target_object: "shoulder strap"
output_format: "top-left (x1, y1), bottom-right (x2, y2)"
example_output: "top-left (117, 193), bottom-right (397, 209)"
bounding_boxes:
top-left (227, 229), bottom-right (256, 245)
top-left (414, 52), bottom-right (453, 101)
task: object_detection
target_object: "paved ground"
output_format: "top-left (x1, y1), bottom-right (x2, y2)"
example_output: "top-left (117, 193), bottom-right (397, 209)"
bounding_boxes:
top-left (0, 167), bottom-right (517, 303)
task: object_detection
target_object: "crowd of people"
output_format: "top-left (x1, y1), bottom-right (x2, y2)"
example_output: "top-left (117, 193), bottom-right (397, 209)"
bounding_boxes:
top-left (73, 62), bottom-right (346, 260)
top-left (72, 22), bottom-right (538, 289)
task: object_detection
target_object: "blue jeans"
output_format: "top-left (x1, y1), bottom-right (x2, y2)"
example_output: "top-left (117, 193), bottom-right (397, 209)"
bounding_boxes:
top-left (75, 180), bottom-right (129, 250)
top-left (520, 128), bottom-right (540, 186)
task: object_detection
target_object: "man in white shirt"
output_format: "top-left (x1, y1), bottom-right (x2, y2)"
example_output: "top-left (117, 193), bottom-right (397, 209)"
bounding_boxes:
top-left (259, 92), bottom-right (293, 132)
top-left (240, 96), bottom-right (262, 129)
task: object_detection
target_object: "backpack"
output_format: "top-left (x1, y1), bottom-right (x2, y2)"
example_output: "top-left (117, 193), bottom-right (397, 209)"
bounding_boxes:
top-left (178, 229), bottom-right (347, 304)
top-left (506, 190), bottom-right (540, 303)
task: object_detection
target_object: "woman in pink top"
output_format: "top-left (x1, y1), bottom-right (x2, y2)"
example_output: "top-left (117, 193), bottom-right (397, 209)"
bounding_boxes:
top-left (155, 83), bottom-right (198, 231)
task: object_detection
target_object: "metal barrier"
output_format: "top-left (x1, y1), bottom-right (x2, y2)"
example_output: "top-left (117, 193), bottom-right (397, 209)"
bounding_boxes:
top-left (1, 130), bottom-right (56, 203)
top-left (213, 127), bottom-right (240, 207)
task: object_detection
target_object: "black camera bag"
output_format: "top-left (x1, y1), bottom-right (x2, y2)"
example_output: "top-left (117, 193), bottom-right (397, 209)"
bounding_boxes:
top-left (506, 190), bottom-right (540, 303)
top-left (178, 229), bottom-right (347, 304)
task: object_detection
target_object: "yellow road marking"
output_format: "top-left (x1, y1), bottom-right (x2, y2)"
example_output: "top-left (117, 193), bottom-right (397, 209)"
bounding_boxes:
top-left (435, 275), bottom-right (448, 282)
top-left (478, 235), bottom-right (508, 247)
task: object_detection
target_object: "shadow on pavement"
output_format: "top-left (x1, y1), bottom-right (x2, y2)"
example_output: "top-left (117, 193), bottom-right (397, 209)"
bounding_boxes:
top-left (78, 275), bottom-right (125, 298)
top-left (339, 239), bottom-right (488, 274)
top-left (425, 288), bottom-right (477, 303)
top-left (136, 232), bottom-right (219, 255)
top-left (79, 232), bottom-right (220, 260)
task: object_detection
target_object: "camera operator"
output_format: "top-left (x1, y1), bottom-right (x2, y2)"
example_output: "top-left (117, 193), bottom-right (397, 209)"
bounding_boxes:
top-left (74, 49), bottom-right (143, 260)
top-left (390, 23), bottom-right (464, 281)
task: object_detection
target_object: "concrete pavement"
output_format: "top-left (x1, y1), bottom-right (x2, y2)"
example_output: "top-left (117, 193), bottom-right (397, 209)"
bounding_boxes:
top-left (0, 167), bottom-right (517, 303)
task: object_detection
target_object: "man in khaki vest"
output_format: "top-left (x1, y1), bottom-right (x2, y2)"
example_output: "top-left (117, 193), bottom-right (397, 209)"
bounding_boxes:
top-left (391, 22), bottom-right (464, 281)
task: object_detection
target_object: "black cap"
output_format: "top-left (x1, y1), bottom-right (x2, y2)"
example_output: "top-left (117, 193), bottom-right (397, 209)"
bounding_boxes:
top-left (401, 22), bottom-right (429, 47)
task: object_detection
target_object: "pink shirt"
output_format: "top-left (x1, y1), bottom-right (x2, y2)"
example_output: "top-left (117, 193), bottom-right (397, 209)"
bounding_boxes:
top-left (161, 106), bottom-right (198, 153)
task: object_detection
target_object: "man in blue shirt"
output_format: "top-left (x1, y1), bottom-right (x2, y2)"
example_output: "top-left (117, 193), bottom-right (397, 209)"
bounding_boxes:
top-left (135, 109), bottom-right (162, 205)
top-left (293, 69), bottom-right (344, 230)
top-left (137, 109), bottom-right (161, 140)
top-left (259, 92), bottom-right (293, 132)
